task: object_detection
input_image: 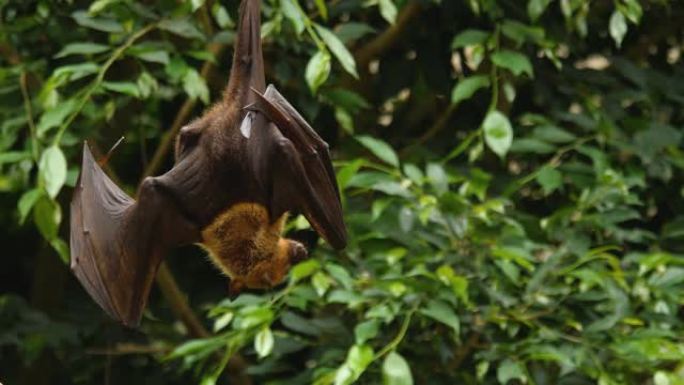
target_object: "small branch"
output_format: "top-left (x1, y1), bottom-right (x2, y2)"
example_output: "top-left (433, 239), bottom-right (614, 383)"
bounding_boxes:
top-left (156, 263), bottom-right (210, 338)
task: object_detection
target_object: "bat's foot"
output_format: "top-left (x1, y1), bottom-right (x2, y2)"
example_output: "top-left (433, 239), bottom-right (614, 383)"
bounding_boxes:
top-left (288, 240), bottom-right (308, 264)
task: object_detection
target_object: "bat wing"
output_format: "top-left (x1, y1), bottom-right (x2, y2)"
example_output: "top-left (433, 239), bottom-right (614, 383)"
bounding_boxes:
top-left (70, 144), bottom-right (199, 326)
top-left (247, 85), bottom-right (347, 249)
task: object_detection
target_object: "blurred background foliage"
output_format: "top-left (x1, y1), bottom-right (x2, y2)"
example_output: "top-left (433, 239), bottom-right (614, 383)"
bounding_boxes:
top-left (2, 0), bottom-right (684, 384)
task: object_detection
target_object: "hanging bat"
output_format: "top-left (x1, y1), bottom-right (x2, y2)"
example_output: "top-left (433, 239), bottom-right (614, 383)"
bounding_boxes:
top-left (69, 0), bottom-right (347, 327)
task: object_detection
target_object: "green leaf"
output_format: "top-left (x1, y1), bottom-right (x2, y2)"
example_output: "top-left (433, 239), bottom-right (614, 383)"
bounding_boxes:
top-left (482, 110), bottom-right (513, 158)
top-left (382, 351), bottom-right (413, 385)
top-left (39, 146), bottom-right (67, 198)
top-left (55, 43), bottom-right (110, 58)
top-left (336, 23), bottom-right (375, 43)
top-left (532, 124), bottom-right (576, 143)
top-left (323, 88), bottom-right (371, 113)
top-left (497, 359), bottom-right (527, 384)
top-left (33, 196), bottom-right (61, 240)
top-left (88, 0), bottom-right (120, 14)
top-left (335, 107), bottom-right (354, 134)
top-left (212, 4), bottom-right (233, 28)
top-left (131, 49), bottom-right (170, 64)
top-left (137, 72), bottom-right (158, 99)
top-left (235, 306), bottom-right (274, 330)
top-left (212, 311), bottom-right (233, 332)
top-left (354, 320), bottom-right (380, 345)
top-left (102, 81), bottom-right (140, 97)
top-left (347, 344), bottom-right (374, 376)
top-left (610, 10), bottom-right (627, 48)
top-left (334, 365), bottom-right (355, 385)
top-left (399, 207), bottom-right (414, 232)
top-left (510, 138), bottom-right (555, 154)
top-left (0, 151), bottom-right (31, 165)
top-left (72, 11), bottom-right (124, 33)
top-left (356, 135), bottom-right (399, 167)
top-left (527, 0), bottom-right (551, 21)
top-left (305, 50), bottom-right (331, 93)
top-left (451, 29), bottom-right (490, 49)
top-left (536, 166), bottom-right (562, 195)
top-left (191, 0), bottom-right (205, 12)
top-left (315, 24), bottom-right (359, 78)
top-left (167, 336), bottom-right (225, 361)
top-left (37, 99), bottom-right (77, 137)
top-left (254, 327), bottom-right (274, 359)
top-left (403, 163), bottom-right (424, 185)
top-left (281, 0), bottom-right (305, 35)
top-left (501, 20), bottom-right (544, 45)
top-left (183, 68), bottom-right (209, 104)
top-left (378, 0), bottom-right (397, 24)
top-left (159, 18), bottom-right (205, 40)
top-left (491, 50), bottom-right (534, 77)
top-left (314, 0), bottom-right (328, 20)
top-left (290, 259), bottom-right (321, 283)
top-left (312, 271), bottom-right (332, 296)
top-left (451, 75), bottom-right (490, 104)
top-left (18, 188), bottom-right (45, 225)
top-left (53, 63), bottom-right (99, 81)
top-left (427, 163), bottom-right (448, 195)
top-left (50, 238), bottom-right (70, 264)
top-left (420, 300), bottom-right (460, 336)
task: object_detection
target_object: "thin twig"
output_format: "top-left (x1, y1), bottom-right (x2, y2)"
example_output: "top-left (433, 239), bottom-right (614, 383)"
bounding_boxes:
top-left (87, 342), bottom-right (170, 356)
top-left (53, 22), bottom-right (158, 146)
top-left (20, 71), bottom-right (39, 161)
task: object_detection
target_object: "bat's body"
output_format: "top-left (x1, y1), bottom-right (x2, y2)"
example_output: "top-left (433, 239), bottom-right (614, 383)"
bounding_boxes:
top-left (70, 0), bottom-right (346, 326)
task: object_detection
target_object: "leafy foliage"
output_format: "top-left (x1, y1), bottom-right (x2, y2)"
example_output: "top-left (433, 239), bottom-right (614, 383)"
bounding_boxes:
top-left (2, 0), bottom-right (684, 385)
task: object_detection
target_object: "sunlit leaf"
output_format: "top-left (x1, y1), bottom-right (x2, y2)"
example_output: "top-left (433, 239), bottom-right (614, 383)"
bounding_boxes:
top-left (383, 351), bottom-right (413, 385)
top-left (305, 50), bottom-right (331, 93)
top-left (315, 24), bottom-right (359, 78)
top-left (254, 327), bottom-right (274, 359)
top-left (482, 110), bottom-right (513, 158)
top-left (356, 135), bottom-right (399, 167)
top-left (39, 146), bottom-right (67, 198)
top-left (451, 75), bottom-right (490, 104)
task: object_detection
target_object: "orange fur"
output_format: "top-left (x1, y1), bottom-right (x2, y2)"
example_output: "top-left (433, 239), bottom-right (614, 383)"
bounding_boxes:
top-left (199, 203), bottom-right (296, 290)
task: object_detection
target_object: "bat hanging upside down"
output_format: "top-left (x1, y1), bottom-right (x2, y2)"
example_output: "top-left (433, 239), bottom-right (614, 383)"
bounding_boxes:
top-left (69, 0), bottom-right (347, 327)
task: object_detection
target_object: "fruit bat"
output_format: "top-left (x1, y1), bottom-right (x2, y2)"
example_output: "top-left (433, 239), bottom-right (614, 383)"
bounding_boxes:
top-left (69, 0), bottom-right (347, 327)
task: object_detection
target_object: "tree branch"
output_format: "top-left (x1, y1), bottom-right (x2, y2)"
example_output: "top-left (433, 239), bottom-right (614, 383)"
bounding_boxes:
top-left (354, 2), bottom-right (423, 72)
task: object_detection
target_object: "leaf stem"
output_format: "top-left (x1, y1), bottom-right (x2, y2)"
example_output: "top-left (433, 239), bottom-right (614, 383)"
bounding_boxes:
top-left (374, 304), bottom-right (418, 360)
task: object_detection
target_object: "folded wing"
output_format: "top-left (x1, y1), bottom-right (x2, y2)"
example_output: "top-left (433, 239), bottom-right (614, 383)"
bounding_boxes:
top-left (247, 85), bottom-right (347, 249)
top-left (70, 144), bottom-right (198, 326)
